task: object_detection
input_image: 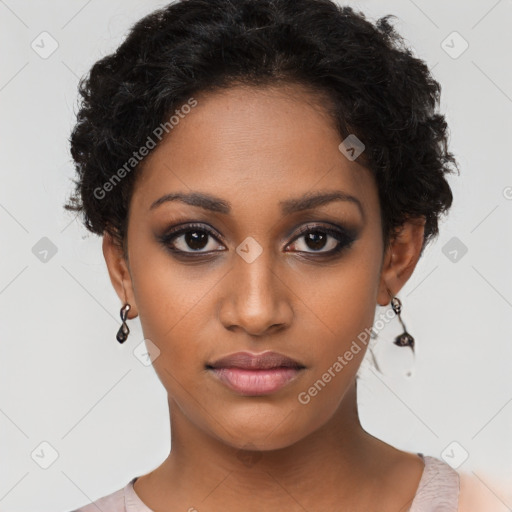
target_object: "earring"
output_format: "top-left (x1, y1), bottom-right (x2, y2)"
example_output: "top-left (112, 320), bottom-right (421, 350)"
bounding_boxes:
top-left (390, 296), bottom-right (415, 354)
top-left (116, 303), bottom-right (131, 344)
top-left (368, 296), bottom-right (415, 377)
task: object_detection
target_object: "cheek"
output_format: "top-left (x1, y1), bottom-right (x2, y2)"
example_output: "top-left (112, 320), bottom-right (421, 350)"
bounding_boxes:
top-left (128, 247), bottom-right (215, 373)
top-left (290, 251), bottom-right (380, 400)
top-left (292, 248), bottom-right (380, 345)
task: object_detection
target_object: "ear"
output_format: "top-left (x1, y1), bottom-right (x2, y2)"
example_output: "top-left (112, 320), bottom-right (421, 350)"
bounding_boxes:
top-left (102, 231), bottom-right (139, 319)
top-left (377, 217), bottom-right (426, 307)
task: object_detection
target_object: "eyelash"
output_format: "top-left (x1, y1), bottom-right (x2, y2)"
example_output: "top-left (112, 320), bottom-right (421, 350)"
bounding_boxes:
top-left (157, 222), bottom-right (358, 259)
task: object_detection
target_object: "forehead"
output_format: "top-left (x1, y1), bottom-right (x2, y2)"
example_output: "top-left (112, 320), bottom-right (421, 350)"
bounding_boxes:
top-left (130, 84), bottom-right (377, 219)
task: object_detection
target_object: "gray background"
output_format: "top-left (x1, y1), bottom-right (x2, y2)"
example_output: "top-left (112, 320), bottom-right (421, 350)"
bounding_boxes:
top-left (1, 0), bottom-right (511, 510)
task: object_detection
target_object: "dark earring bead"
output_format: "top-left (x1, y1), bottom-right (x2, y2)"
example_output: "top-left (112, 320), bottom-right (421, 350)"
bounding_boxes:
top-left (116, 303), bottom-right (131, 344)
top-left (394, 332), bottom-right (415, 351)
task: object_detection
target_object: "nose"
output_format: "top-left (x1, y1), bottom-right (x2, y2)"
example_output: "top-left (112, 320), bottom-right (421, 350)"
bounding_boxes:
top-left (219, 247), bottom-right (293, 336)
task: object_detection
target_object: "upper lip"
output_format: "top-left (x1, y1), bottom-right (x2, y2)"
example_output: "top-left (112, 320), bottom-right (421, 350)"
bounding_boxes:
top-left (206, 350), bottom-right (305, 370)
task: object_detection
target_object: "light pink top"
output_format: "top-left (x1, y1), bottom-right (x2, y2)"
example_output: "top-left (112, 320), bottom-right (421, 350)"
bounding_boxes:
top-left (70, 453), bottom-right (459, 512)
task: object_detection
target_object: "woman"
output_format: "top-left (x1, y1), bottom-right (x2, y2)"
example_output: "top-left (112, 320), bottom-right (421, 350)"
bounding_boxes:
top-left (64, 0), bottom-right (464, 510)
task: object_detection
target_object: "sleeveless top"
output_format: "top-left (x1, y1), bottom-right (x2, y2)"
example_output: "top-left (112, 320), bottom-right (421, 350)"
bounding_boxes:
top-left (70, 453), bottom-right (460, 511)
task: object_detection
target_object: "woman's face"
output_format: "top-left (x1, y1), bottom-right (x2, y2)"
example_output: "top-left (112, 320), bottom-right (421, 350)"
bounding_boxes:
top-left (105, 84), bottom-right (401, 451)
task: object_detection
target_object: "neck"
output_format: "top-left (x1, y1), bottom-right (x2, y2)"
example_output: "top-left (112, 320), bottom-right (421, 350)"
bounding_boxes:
top-left (147, 380), bottom-right (391, 509)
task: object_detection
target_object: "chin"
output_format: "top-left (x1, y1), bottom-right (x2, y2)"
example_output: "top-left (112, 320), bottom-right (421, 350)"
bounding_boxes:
top-left (211, 413), bottom-right (316, 453)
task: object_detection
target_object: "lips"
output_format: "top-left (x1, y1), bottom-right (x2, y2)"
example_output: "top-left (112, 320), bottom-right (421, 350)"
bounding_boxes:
top-left (206, 350), bottom-right (305, 370)
top-left (206, 351), bottom-right (306, 396)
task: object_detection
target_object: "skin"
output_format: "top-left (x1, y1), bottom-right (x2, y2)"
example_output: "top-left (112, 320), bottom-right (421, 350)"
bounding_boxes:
top-left (103, 83), bottom-right (427, 512)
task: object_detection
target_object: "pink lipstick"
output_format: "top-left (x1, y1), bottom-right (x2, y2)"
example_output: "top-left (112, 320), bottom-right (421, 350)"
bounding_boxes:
top-left (206, 350), bottom-right (305, 396)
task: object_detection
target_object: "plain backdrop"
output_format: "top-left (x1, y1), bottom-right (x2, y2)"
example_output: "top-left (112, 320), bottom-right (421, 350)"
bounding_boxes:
top-left (1, 0), bottom-right (511, 510)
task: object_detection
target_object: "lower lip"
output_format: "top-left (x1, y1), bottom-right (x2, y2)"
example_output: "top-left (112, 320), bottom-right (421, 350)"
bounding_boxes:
top-left (208, 367), bottom-right (303, 395)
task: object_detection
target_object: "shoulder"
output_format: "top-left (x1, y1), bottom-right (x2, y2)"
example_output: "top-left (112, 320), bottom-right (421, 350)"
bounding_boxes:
top-left (66, 479), bottom-right (136, 512)
top-left (409, 454), bottom-right (460, 512)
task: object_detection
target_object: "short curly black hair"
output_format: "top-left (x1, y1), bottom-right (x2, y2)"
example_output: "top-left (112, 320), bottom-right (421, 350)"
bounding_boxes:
top-left (64, 0), bottom-right (459, 259)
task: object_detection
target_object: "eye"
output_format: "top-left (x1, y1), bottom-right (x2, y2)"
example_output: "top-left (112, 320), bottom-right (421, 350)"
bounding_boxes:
top-left (285, 224), bottom-right (357, 255)
top-left (158, 223), bottom-right (226, 254)
top-left (157, 221), bottom-right (358, 258)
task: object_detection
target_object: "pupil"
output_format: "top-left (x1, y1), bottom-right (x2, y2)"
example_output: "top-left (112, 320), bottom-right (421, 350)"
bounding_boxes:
top-left (306, 232), bottom-right (326, 250)
top-left (186, 231), bottom-right (208, 250)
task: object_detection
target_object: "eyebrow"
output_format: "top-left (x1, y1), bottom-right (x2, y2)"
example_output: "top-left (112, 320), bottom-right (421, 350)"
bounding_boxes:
top-left (149, 190), bottom-right (365, 219)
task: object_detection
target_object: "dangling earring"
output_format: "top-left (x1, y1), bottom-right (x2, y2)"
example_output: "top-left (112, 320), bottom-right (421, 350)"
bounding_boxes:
top-left (116, 303), bottom-right (131, 344)
top-left (368, 296), bottom-right (415, 377)
top-left (390, 296), bottom-right (415, 354)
